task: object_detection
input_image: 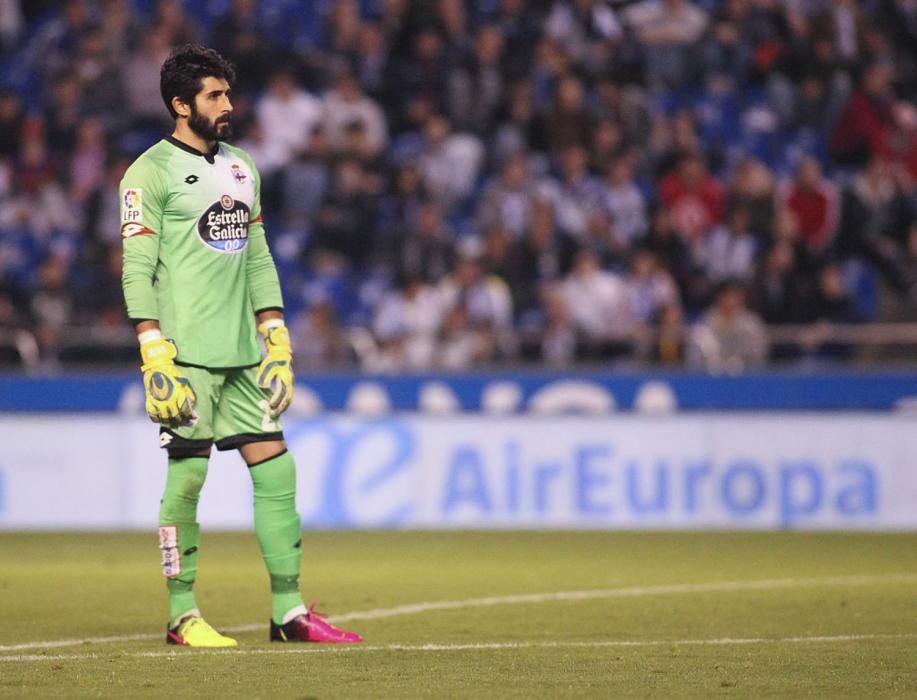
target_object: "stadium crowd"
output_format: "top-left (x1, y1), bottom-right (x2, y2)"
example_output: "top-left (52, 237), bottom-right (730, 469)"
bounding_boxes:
top-left (0, 0), bottom-right (916, 371)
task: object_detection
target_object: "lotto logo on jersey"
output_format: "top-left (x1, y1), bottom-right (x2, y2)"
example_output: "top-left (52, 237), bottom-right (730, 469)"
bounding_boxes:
top-left (122, 188), bottom-right (142, 222)
top-left (197, 195), bottom-right (250, 253)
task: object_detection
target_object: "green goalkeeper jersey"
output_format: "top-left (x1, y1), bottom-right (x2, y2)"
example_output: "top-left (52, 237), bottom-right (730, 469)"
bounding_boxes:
top-left (120, 137), bottom-right (284, 369)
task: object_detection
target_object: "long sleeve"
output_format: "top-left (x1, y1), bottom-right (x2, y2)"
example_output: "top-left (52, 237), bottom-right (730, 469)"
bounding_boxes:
top-left (122, 233), bottom-right (161, 321)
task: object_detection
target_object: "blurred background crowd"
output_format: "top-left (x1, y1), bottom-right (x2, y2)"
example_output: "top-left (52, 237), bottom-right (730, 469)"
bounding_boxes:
top-left (1, 0), bottom-right (916, 372)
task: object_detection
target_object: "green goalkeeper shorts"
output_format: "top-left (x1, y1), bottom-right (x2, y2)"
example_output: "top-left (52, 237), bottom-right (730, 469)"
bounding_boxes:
top-left (159, 365), bottom-right (283, 454)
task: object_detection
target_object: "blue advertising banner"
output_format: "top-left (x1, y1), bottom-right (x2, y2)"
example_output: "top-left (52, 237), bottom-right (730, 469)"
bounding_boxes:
top-left (3, 371), bottom-right (917, 412)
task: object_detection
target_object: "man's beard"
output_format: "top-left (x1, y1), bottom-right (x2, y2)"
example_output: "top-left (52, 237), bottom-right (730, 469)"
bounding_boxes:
top-left (188, 106), bottom-right (232, 142)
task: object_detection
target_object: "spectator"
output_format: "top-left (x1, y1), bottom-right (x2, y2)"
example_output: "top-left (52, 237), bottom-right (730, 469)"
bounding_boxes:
top-left (211, 0), bottom-right (278, 92)
top-left (836, 156), bottom-right (915, 295)
top-left (256, 69), bottom-right (323, 171)
top-left (780, 157), bottom-right (840, 253)
top-left (0, 89), bottom-right (26, 161)
top-left (154, 0), bottom-right (200, 46)
top-left (831, 60), bottom-right (896, 166)
top-left (477, 151), bottom-right (537, 240)
top-left (123, 27), bottom-right (173, 132)
top-left (627, 248), bottom-right (680, 325)
top-left (447, 24), bottom-right (505, 134)
top-left (438, 240), bottom-right (514, 358)
top-left (504, 199), bottom-right (575, 316)
top-left (313, 159), bottom-right (376, 268)
top-left (537, 74), bottom-right (593, 154)
top-left (31, 255), bottom-right (73, 364)
top-left (561, 247), bottom-right (635, 350)
top-left (537, 282), bottom-right (577, 366)
top-left (397, 201), bottom-right (455, 284)
top-left (688, 281), bottom-right (768, 373)
top-left (545, 0), bottom-right (622, 77)
top-left (281, 125), bottom-right (331, 226)
top-left (644, 301), bottom-right (687, 367)
top-left (697, 206), bottom-right (759, 285)
top-left (539, 143), bottom-right (598, 242)
top-left (595, 154), bottom-right (649, 253)
top-left (290, 301), bottom-right (352, 370)
top-left (658, 152), bottom-right (725, 242)
top-left (748, 241), bottom-right (812, 325)
top-left (726, 157), bottom-right (775, 248)
top-left (624, 0), bottom-right (709, 91)
top-left (372, 275), bottom-right (443, 370)
top-left (322, 69), bottom-right (389, 157)
top-left (418, 114), bottom-right (484, 212)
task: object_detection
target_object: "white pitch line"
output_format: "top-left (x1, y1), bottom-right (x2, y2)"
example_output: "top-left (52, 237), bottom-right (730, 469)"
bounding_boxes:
top-left (1, 573), bottom-right (916, 654)
top-left (4, 634), bottom-right (917, 664)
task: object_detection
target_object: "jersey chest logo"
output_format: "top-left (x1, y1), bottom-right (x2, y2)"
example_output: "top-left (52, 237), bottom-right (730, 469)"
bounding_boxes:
top-left (230, 163), bottom-right (247, 184)
top-left (197, 194), bottom-right (250, 253)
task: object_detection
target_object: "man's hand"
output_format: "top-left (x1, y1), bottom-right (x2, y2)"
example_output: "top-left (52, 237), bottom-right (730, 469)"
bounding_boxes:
top-left (140, 335), bottom-right (197, 426)
top-left (257, 320), bottom-right (294, 418)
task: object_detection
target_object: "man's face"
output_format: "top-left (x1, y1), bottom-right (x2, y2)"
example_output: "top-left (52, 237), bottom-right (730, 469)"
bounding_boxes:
top-left (187, 76), bottom-right (233, 142)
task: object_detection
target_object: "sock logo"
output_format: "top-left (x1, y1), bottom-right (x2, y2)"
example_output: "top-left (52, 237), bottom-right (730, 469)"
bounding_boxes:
top-left (159, 525), bottom-right (181, 577)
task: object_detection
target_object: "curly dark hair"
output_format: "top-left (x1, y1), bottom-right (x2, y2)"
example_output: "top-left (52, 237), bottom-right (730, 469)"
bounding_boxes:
top-left (160, 44), bottom-right (236, 119)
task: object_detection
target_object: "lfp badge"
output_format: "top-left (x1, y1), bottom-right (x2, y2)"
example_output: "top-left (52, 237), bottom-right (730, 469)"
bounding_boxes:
top-left (122, 188), bottom-right (142, 222)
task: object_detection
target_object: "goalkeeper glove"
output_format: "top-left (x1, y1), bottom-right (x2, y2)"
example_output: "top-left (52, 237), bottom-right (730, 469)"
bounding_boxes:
top-left (139, 332), bottom-right (197, 426)
top-left (257, 319), bottom-right (294, 418)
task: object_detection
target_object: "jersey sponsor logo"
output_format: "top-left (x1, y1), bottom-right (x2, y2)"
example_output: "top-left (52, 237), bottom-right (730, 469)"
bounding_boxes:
top-left (120, 222), bottom-right (155, 238)
top-left (122, 188), bottom-right (142, 223)
top-left (197, 195), bottom-right (250, 253)
top-left (184, 174), bottom-right (199, 185)
top-left (230, 163), bottom-right (247, 184)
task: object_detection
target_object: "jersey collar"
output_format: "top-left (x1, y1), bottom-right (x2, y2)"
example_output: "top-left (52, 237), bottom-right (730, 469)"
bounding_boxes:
top-left (165, 135), bottom-right (219, 164)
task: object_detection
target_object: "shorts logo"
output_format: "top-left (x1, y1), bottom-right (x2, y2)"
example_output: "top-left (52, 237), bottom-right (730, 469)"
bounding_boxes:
top-left (231, 163), bottom-right (246, 184)
top-left (198, 196), bottom-right (250, 253)
top-left (122, 188), bottom-right (142, 223)
top-left (159, 525), bottom-right (181, 577)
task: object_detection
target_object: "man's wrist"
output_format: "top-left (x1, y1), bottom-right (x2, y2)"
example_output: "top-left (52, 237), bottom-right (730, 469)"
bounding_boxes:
top-left (138, 329), bottom-right (163, 344)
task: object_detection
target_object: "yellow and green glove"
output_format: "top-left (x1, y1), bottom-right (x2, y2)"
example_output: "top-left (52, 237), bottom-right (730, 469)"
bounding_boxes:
top-left (139, 332), bottom-right (197, 426)
top-left (257, 320), bottom-right (294, 418)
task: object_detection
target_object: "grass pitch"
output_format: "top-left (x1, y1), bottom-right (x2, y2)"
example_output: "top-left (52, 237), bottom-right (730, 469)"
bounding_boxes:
top-left (1, 531), bottom-right (916, 698)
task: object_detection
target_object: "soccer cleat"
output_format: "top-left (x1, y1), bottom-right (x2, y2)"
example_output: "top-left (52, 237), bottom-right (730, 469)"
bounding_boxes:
top-left (166, 616), bottom-right (238, 647)
top-left (270, 604), bottom-right (362, 643)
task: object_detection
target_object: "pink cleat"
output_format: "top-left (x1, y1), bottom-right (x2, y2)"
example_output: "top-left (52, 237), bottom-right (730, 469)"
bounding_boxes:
top-left (269, 603), bottom-right (363, 643)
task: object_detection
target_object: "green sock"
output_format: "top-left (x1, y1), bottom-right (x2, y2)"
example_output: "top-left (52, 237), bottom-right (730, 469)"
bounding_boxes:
top-left (159, 456), bottom-right (208, 626)
top-left (249, 451), bottom-right (305, 624)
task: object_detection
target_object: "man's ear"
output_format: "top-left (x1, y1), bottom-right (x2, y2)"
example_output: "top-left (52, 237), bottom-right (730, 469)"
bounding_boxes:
top-left (172, 96), bottom-right (190, 119)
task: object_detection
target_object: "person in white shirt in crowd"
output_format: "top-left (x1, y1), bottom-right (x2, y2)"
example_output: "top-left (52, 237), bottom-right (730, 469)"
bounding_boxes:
top-left (372, 273), bottom-right (444, 370)
top-left (418, 113), bottom-right (485, 213)
top-left (688, 280), bottom-right (768, 372)
top-left (255, 68), bottom-right (322, 170)
top-left (697, 205), bottom-right (759, 285)
top-left (477, 150), bottom-right (538, 240)
top-left (562, 247), bottom-right (636, 344)
top-left (322, 68), bottom-right (388, 157)
top-left (437, 237), bottom-right (514, 360)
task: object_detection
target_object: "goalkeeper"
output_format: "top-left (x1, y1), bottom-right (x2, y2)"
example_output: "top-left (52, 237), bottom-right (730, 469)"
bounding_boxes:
top-left (120, 45), bottom-right (361, 648)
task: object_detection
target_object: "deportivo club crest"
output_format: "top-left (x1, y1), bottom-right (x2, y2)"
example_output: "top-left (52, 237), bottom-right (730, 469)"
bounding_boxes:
top-left (231, 163), bottom-right (247, 184)
top-left (197, 194), bottom-right (250, 253)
